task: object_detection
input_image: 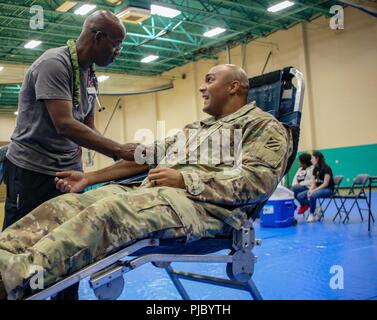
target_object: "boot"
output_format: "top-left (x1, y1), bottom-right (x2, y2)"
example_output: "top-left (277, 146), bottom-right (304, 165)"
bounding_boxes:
top-left (0, 278), bottom-right (7, 300)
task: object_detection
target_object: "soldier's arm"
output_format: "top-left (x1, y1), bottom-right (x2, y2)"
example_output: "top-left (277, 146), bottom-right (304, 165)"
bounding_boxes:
top-left (86, 160), bottom-right (148, 185)
top-left (55, 160), bottom-right (148, 193)
top-left (141, 126), bottom-right (189, 168)
top-left (180, 120), bottom-right (291, 206)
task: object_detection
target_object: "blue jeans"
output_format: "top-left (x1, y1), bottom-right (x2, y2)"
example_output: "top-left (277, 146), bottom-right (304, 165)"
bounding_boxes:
top-left (297, 188), bottom-right (334, 214)
top-left (290, 185), bottom-right (309, 198)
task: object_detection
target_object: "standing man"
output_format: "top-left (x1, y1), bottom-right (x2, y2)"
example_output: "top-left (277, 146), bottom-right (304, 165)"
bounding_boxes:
top-left (3, 10), bottom-right (136, 299)
top-left (4, 10), bottom-right (138, 229)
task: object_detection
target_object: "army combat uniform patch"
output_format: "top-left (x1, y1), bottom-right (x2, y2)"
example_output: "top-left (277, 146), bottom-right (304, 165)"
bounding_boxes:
top-left (264, 136), bottom-right (282, 151)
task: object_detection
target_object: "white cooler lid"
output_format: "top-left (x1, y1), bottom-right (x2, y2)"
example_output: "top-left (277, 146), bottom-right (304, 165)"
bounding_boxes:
top-left (269, 185), bottom-right (294, 200)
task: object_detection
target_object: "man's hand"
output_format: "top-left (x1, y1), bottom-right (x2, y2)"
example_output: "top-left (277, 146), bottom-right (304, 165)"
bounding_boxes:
top-left (55, 171), bottom-right (89, 193)
top-left (147, 168), bottom-right (186, 189)
top-left (307, 189), bottom-right (315, 197)
top-left (118, 143), bottom-right (142, 161)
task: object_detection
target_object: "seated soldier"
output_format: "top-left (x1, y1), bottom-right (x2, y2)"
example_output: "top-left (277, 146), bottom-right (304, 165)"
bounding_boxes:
top-left (0, 64), bottom-right (292, 300)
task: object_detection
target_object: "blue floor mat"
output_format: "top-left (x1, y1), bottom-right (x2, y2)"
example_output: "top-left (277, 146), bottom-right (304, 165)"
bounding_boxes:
top-left (79, 193), bottom-right (377, 300)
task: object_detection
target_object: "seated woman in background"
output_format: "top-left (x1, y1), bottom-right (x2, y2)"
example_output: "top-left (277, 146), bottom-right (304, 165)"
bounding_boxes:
top-left (290, 153), bottom-right (314, 199)
top-left (296, 151), bottom-right (335, 222)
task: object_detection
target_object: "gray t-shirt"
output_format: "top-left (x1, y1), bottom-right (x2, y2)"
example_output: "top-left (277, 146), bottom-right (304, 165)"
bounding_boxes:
top-left (7, 46), bottom-right (96, 176)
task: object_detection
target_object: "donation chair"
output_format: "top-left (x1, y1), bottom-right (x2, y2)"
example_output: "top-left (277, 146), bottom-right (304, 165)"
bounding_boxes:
top-left (26, 67), bottom-right (305, 301)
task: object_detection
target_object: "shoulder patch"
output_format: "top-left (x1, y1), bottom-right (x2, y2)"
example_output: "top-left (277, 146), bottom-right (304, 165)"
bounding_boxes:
top-left (264, 136), bottom-right (282, 151)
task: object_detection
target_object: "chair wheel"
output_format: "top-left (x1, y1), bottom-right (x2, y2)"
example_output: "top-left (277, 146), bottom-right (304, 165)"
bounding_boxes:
top-left (93, 276), bottom-right (124, 300)
top-left (226, 250), bottom-right (254, 282)
top-left (226, 263), bottom-right (236, 281)
top-left (226, 250), bottom-right (237, 281)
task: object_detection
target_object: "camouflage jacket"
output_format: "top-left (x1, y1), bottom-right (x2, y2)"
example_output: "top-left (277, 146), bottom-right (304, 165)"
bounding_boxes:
top-left (141, 102), bottom-right (293, 229)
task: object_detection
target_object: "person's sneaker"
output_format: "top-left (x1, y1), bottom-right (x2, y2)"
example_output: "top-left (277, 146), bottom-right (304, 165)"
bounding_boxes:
top-left (297, 205), bottom-right (309, 214)
top-left (307, 213), bottom-right (316, 223)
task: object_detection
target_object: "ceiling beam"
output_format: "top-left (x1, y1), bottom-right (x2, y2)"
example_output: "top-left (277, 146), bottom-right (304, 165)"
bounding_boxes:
top-left (0, 2), bottom-right (251, 43)
top-left (154, 0), bottom-right (283, 29)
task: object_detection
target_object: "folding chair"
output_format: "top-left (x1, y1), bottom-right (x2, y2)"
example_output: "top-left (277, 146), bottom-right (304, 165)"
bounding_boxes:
top-left (26, 66), bottom-right (305, 300)
top-left (332, 174), bottom-right (374, 224)
top-left (317, 175), bottom-right (343, 222)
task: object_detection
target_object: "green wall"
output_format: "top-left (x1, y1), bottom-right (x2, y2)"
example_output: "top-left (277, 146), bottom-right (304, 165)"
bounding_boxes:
top-left (286, 144), bottom-right (377, 188)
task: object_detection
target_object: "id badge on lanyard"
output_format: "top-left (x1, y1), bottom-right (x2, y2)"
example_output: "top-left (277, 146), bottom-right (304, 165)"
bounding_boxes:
top-left (86, 73), bottom-right (97, 113)
top-left (87, 72), bottom-right (105, 112)
top-left (87, 86), bottom-right (96, 95)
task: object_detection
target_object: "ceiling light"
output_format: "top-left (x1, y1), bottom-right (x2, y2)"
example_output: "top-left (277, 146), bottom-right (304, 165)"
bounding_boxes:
top-left (203, 27), bottom-right (226, 38)
top-left (97, 75), bottom-right (109, 82)
top-left (141, 55), bottom-right (159, 63)
top-left (267, 1), bottom-right (295, 13)
top-left (151, 4), bottom-right (181, 18)
top-left (14, 111), bottom-right (18, 116)
top-left (115, 6), bottom-right (150, 24)
top-left (0, 66), bottom-right (4, 71)
top-left (74, 4), bottom-right (96, 15)
top-left (56, 1), bottom-right (77, 12)
top-left (24, 40), bottom-right (42, 49)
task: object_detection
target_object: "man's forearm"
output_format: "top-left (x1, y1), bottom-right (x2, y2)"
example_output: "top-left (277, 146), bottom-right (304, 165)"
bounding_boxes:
top-left (61, 119), bottom-right (139, 160)
top-left (86, 160), bottom-right (148, 186)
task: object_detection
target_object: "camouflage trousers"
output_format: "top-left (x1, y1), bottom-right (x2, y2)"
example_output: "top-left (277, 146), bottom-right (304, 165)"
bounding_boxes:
top-left (0, 184), bottom-right (230, 300)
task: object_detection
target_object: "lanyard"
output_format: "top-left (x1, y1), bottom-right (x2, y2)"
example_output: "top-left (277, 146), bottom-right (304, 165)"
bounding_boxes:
top-left (66, 39), bottom-right (97, 110)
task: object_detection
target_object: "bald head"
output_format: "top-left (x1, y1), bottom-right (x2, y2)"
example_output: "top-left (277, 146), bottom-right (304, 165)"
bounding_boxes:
top-left (211, 64), bottom-right (249, 96)
top-left (82, 10), bottom-right (126, 38)
top-left (199, 64), bottom-right (250, 118)
top-left (77, 10), bottom-right (126, 68)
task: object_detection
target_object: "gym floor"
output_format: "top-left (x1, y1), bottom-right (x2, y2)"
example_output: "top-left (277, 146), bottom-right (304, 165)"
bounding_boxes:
top-left (78, 193), bottom-right (377, 300)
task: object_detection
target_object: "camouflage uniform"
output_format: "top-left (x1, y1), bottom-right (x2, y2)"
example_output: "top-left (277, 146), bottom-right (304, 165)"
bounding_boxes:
top-left (0, 102), bottom-right (292, 299)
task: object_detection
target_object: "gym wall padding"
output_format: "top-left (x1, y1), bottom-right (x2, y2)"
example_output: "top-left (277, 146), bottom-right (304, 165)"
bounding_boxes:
top-left (286, 143), bottom-right (377, 188)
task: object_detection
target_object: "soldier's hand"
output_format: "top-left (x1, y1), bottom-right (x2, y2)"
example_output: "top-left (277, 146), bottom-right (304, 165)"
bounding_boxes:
top-left (147, 168), bottom-right (186, 189)
top-left (55, 171), bottom-right (89, 193)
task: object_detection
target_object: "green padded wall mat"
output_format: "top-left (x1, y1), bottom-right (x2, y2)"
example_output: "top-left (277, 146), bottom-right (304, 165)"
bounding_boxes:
top-left (286, 144), bottom-right (377, 188)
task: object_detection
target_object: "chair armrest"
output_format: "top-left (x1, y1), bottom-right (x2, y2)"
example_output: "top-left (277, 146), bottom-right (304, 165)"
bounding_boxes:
top-left (84, 172), bottom-right (149, 192)
top-left (115, 172), bottom-right (149, 185)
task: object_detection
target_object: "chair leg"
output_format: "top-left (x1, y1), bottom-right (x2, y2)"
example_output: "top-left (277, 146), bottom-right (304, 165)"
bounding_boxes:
top-left (343, 200), bottom-right (357, 224)
top-left (333, 199), bottom-right (343, 222)
top-left (165, 265), bottom-right (191, 300)
top-left (342, 199), bottom-right (354, 224)
top-left (245, 279), bottom-right (263, 300)
top-left (355, 201), bottom-right (364, 221)
top-left (322, 198), bottom-right (332, 214)
top-left (365, 197), bottom-right (375, 223)
top-left (318, 199), bottom-right (331, 221)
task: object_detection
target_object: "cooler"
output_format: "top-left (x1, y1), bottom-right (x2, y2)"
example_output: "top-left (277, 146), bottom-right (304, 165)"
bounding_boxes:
top-left (260, 185), bottom-right (296, 228)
